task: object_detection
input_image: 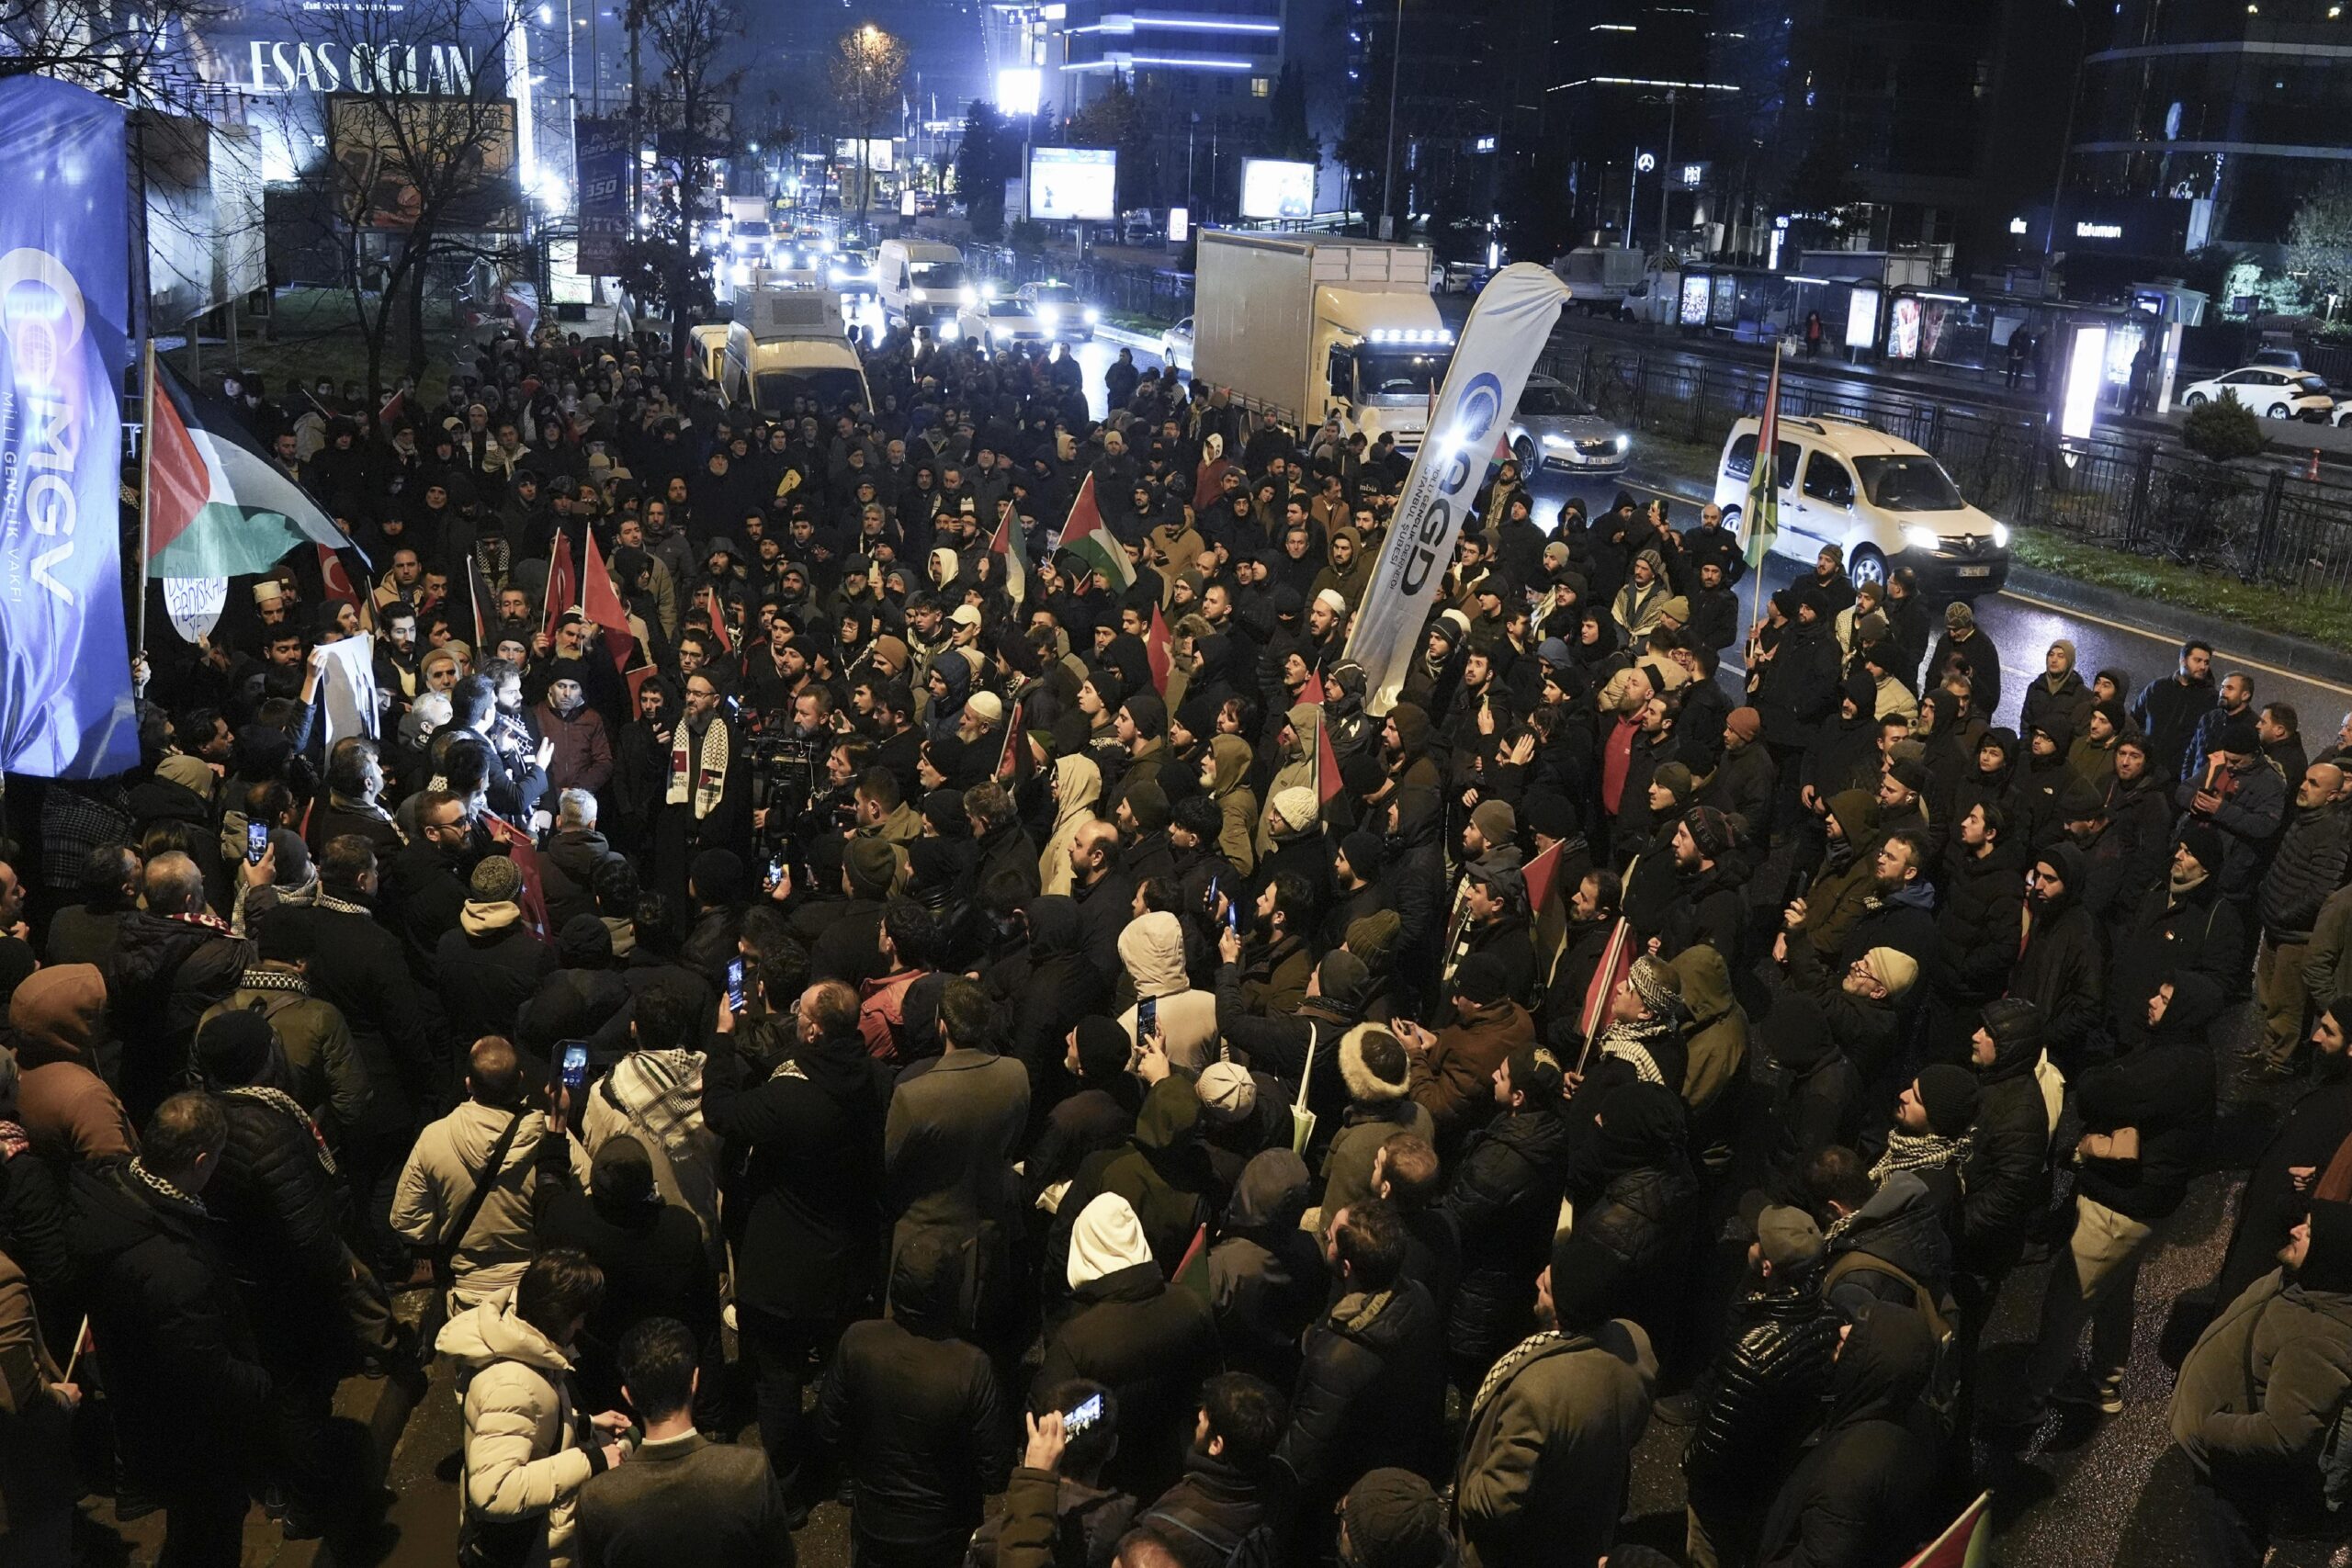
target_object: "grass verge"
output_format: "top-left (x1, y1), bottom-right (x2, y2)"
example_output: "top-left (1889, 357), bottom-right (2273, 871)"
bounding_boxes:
top-left (2009, 527), bottom-right (2352, 649)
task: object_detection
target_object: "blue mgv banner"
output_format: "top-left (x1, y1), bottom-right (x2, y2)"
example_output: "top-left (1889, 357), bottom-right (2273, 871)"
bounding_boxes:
top-left (0, 76), bottom-right (137, 778)
top-left (574, 116), bottom-right (629, 278)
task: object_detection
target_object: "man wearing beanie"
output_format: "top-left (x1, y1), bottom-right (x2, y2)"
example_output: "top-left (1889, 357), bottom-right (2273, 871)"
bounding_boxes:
top-left (1395, 953), bottom-right (1536, 1151)
top-left (1657, 806), bottom-right (1743, 964)
top-left (1104, 692), bottom-right (1170, 824)
top-left (1928, 596), bottom-right (2003, 719)
top-left (1218, 944), bottom-right (1374, 1143)
top-left (2175, 705), bottom-right (2285, 903)
top-left (1697, 706), bottom-right (1775, 841)
top-left (1679, 1203), bottom-right (1839, 1568)
top-left (1454, 1229), bottom-right (1656, 1568)
top-left (1326, 829), bottom-right (1393, 950)
top-left (1340, 1468), bottom-right (1451, 1568)
top-left (1444, 864), bottom-right (1536, 1012)
top-left (202, 908), bottom-right (369, 1136)
top-left (2007, 843), bottom-right (2103, 1070)
top-left (1878, 1063), bottom-right (1981, 1212)
top-left (1320, 1026), bottom-right (1437, 1220)
top-left (436, 853), bottom-right (556, 1043)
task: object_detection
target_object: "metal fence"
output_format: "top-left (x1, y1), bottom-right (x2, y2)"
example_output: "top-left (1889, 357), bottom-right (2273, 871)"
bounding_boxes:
top-left (959, 245), bottom-right (1195, 324)
top-left (1536, 340), bottom-right (2352, 604)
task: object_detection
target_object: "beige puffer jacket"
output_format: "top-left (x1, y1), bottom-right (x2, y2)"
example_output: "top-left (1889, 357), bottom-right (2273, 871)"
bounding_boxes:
top-left (439, 1293), bottom-right (598, 1568)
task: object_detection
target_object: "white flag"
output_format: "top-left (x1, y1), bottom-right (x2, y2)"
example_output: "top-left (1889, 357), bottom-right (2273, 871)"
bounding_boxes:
top-left (318, 633), bottom-right (381, 746)
top-left (1345, 263), bottom-right (1574, 715)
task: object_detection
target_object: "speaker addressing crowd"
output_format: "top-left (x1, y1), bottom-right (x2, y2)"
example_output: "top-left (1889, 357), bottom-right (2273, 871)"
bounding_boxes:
top-left (0, 315), bottom-right (2350, 1568)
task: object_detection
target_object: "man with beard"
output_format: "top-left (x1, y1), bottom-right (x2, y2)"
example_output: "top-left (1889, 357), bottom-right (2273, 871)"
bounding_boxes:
top-left (2177, 712), bottom-right (2288, 910)
top-left (2173, 1201), bottom-right (2352, 1568)
top-left (2214, 999), bottom-right (2352, 1307)
top-left (2250, 763), bottom-right (2352, 1081)
top-left (2081, 733), bottom-right (2175, 924)
top-left (1650, 806), bottom-right (1743, 966)
top-left (2006, 843), bottom-right (2105, 1072)
top-left (1928, 801), bottom-right (2026, 1060)
top-left (1835, 829), bottom-right (1938, 976)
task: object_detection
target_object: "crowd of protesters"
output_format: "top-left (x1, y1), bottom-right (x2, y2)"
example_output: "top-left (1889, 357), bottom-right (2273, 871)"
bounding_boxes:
top-left (0, 308), bottom-right (2350, 1568)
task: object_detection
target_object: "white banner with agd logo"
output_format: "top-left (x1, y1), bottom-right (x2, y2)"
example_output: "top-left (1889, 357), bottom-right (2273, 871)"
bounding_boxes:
top-left (1344, 262), bottom-right (1573, 715)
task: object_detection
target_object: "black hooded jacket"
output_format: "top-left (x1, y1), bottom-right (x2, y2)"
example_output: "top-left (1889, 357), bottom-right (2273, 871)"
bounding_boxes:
top-left (2074, 975), bottom-right (2221, 1223)
top-left (1960, 998), bottom-right (2052, 1275)
top-left (1442, 1104), bottom-right (1574, 1360)
top-left (1753, 1303), bottom-right (1938, 1568)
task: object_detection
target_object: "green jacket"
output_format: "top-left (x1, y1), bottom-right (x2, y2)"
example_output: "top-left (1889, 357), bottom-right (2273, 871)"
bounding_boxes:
top-left (2172, 1269), bottom-right (2352, 1476)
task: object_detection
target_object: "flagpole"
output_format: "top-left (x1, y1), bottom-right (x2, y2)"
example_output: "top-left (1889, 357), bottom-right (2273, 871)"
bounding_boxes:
top-left (134, 339), bottom-right (154, 659)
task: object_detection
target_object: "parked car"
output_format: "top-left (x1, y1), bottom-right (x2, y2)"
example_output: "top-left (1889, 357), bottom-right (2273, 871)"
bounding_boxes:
top-left (1014, 280), bottom-right (1099, 341)
top-left (1159, 314), bottom-right (1193, 371)
top-left (1504, 376), bottom-right (1629, 478)
top-left (2176, 366), bottom-right (2335, 421)
top-left (1711, 413), bottom-right (2010, 599)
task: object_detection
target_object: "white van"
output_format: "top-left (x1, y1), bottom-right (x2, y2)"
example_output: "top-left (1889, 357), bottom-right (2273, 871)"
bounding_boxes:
top-left (875, 239), bottom-right (973, 333)
top-left (1711, 414), bottom-right (2011, 596)
top-left (718, 288), bottom-right (872, 416)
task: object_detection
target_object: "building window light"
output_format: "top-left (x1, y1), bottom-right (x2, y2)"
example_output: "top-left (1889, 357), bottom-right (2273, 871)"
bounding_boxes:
top-left (1251, 75), bottom-right (1269, 96)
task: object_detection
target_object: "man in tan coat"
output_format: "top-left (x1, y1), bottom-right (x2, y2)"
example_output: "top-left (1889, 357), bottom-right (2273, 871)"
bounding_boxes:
top-left (393, 1036), bottom-right (591, 1309)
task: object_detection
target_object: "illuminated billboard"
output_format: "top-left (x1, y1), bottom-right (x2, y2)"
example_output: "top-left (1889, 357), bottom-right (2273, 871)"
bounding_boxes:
top-left (1239, 158), bottom-right (1315, 220)
top-left (1029, 146), bottom-right (1116, 222)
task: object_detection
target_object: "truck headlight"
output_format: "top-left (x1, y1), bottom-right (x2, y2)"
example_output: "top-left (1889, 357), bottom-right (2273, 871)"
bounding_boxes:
top-left (960, 286), bottom-right (978, 308)
top-left (1993, 523), bottom-right (2010, 548)
top-left (1902, 525), bottom-right (1942, 552)
top-left (938, 322), bottom-right (959, 342)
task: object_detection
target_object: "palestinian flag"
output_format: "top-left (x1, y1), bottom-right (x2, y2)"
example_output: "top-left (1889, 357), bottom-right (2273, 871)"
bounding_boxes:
top-left (1524, 838), bottom-right (1568, 983)
top-left (989, 498), bottom-right (1028, 606)
top-left (1057, 474), bottom-right (1133, 592)
top-left (147, 360), bottom-right (359, 579)
top-left (1742, 343), bottom-right (1783, 572)
top-left (1298, 669), bottom-right (1326, 708)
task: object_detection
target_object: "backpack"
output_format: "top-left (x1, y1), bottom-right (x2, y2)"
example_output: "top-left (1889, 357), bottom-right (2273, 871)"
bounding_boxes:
top-left (1137, 1509), bottom-right (1279, 1568)
top-left (1824, 1248), bottom-right (1962, 1434)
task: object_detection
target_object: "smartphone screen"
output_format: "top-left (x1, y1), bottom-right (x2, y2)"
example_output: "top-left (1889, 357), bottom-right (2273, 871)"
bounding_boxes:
top-left (245, 820), bottom-right (270, 865)
top-left (1062, 1392), bottom-right (1104, 1437)
top-left (559, 1042), bottom-right (589, 1091)
top-left (1136, 994), bottom-right (1158, 1038)
top-left (726, 957), bottom-right (748, 1015)
top-left (766, 854), bottom-right (786, 893)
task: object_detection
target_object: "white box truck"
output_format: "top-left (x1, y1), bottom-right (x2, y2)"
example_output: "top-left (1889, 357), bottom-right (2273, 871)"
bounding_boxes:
top-left (876, 239), bottom-right (973, 333)
top-left (1193, 231), bottom-right (1453, 453)
top-left (718, 288), bottom-right (872, 416)
top-left (1550, 246), bottom-right (1648, 315)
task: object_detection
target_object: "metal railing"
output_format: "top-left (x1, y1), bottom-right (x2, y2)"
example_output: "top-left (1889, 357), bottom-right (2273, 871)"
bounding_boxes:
top-left (1536, 340), bottom-right (2352, 603)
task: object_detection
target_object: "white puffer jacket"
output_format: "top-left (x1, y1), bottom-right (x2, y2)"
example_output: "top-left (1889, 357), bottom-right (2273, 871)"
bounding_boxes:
top-left (439, 1292), bottom-right (598, 1568)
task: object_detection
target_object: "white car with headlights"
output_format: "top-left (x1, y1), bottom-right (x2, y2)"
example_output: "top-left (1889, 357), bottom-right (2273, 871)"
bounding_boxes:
top-left (956, 297), bottom-right (1049, 351)
top-left (1160, 315), bottom-right (1194, 372)
top-left (728, 220), bottom-right (775, 264)
top-left (827, 246), bottom-right (877, 299)
top-left (876, 239), bottom-right (972, 333)
top-left (2176, 366), bottom-right (2335, 422)
top-left (1711, 414), bottom-right (2010, 598)
top-left (1015, 280), bottom-right (1100, 342)
top-left (1505, 375), bottom-right (1629, 478)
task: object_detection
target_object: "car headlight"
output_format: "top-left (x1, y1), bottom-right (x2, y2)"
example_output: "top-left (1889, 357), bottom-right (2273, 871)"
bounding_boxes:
top-left (1036, 304), bottom-right (1060, 326)
top-left (1993, 522), bottom-right (2010, 548)
top-left (1542, 433), bottom-right (1570, 448)
top-left (1084, 308), bottom-right (1102, 324)
top-left (1901, 525), bottom-right (1942, 552)
top-left (960, 286), bottom-right (978, 308)
top-left (1614, 434), bottom-right (1630, 452)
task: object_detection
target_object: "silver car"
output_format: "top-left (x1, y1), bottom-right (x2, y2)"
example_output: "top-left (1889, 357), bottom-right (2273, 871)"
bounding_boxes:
top-left (1507, 376), bottom-right (1631, 476)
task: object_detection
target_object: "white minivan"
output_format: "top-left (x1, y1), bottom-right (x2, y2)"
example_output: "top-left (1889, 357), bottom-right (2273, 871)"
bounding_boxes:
top-left (875, 239), bottom-right (973, 334)
top-left (1711, 414), bottom-right (2010, 597)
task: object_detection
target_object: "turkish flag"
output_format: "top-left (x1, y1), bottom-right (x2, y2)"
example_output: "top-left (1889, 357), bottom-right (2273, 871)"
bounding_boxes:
top-left (1146, 604), bottom-right (1171, 696)
top-left (317, 543), bottom-right (360, 608)
top-left (481, 816), bottom-right (552, 939)
top-left (543, 532), bottom-right (579, 642)
top-left (582, 532), bottom-right (636, 673)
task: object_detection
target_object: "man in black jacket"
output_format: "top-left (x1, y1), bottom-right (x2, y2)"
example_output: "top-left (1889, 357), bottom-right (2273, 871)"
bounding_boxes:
top-left (578, 1317), bottom-right (797, 1568)
top-left (815, 1226), bottom-right (1013, 1564)
top-left (71, 1094), bottom-right (273, 1567)
top-left (2251, 764), bottom-right (2350, 1079)
top-left (110, 851), bottom-right (254, 1123)
top-left (1274, 1201), bottom-right (1445, 1536)
top-left (2009, 975), bottom-right (2220, 1427)
top-left (2131, 637), bottom-right (2216, 781)
top-left (1679, 1206), bottom-right (1841, 1568)
top-left (1959, 999), bottom-right (2054, 1333)
top-left (192, 1011), bottom-right (373, 1534)
top-left (703, 976), bottom-right (892, 1516)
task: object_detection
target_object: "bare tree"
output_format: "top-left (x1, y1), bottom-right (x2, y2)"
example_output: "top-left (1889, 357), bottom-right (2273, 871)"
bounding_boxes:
top-left (2, 0), bottom-right (221, 103)
top-left (266, 0), bottom-right (528, 404)
top-left (642, 0), bottom-right (744, 384)
top-left (830, 23), bottom-right (906, 228)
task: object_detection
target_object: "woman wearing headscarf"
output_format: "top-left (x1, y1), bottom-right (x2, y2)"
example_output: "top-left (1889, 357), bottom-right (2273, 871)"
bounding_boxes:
top-left (1038, 753), bottom-right (1102, 897)
top-left (1200, 734), bottom-right (1261, 878)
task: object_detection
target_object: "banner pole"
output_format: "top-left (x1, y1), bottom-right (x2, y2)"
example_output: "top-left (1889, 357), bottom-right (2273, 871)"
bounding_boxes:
top-left (134, 339), bottom-right (154, 658)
